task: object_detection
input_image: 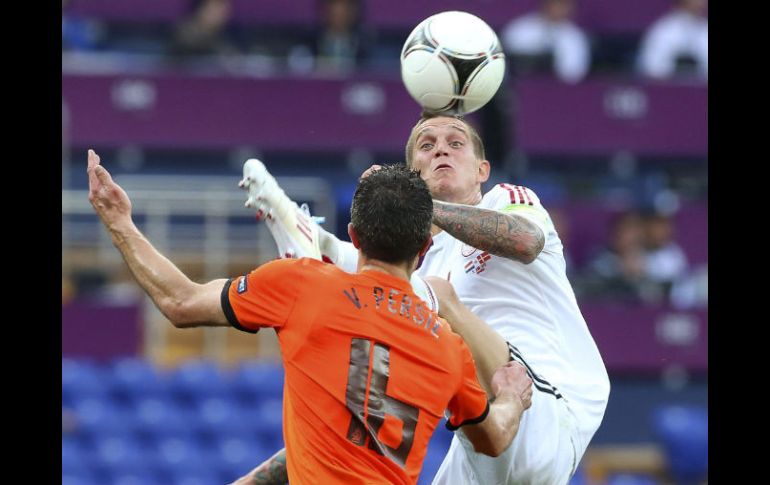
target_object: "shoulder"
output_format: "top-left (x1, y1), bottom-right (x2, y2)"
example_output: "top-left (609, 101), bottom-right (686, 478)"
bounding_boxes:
top-left (484, 183), bottom-right (543, 207)
top-left (257, 257), bottom-right (305, 274)
top-left (561, 22), bottom-right (589, 42)
top-left (268, 256), bottom-right (335, 269)
top-left (503, 12), bottom-right (540, 28)
top-left (502, 13), bottom-right (544, 37)
top-left (647, 12), bottom-right (683, 36)
top-left (254, 257), bottom-right (336, 281)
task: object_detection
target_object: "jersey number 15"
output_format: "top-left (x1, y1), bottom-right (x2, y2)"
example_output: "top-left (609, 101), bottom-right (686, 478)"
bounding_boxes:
top-left (345, 338), bottom-right (419, 468)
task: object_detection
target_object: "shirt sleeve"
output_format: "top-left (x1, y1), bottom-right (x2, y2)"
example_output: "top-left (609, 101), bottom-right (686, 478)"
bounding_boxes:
top-left (487, 184), bottom-right (550, 245)
top-left (221, 258), bottom-right (305, 333)
top-left (445, 335), bottom-right (490, 431)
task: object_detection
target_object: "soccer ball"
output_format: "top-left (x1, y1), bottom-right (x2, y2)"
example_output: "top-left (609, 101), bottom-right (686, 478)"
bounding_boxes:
top-left (400, 11), bottom-right (506, 116)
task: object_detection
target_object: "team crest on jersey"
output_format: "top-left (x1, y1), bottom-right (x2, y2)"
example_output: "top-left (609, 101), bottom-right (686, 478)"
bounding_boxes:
top-left (464, 251), bottom-right (491, 274)
top-left (460, 243), bottom-right (478, 257)
top-left (237, 275), bottom-right (248, 294)
top-left (349, 427), bottom-right (364, 445)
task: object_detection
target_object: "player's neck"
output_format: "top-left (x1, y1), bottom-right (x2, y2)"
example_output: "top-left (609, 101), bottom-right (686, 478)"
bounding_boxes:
top-left (358, 257), bottom-right (412, 282)
top-left (434, 190), bottom-right (483, 207)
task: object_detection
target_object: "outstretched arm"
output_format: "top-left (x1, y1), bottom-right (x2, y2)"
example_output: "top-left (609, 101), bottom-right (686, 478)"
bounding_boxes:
top-left (424, 277), bottom-right (508, 396)
top-left (426, 277), bottom-right (532, 456)
top-left (87, 149), bottom-right (230, 328)
top-left (228, 448), bottom-right (288, 485)
top-left (461, 361), bottom-right (532, 457)
top-left (432, 200), bottom-right (544, 264)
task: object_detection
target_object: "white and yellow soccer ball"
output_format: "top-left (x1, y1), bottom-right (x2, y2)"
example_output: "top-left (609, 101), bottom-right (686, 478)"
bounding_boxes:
top-left (400, 11), bottom-right (506, 116)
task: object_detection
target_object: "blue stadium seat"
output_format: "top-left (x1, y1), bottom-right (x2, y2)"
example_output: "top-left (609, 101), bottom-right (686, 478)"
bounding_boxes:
top-left (62, 358), bottom-right (111, 401)
top-left (63, 392), bottom-right (76, 409)
top-left (91, 434), bottom-right (156, 475)
top-left (211, 436), bottom-right (272, 482)
top-left (605, 473), bottom-right (661, 485)
top-left (61, 471), bottom-right (99, 485)
top-left (168, 471), bottom-right (223, 485)
top-left (418, 444), bottom-right (448, 485)
top-left (153, 437), bottom-right (213, 476)
top-left (247, 398), bottom-right (284, 448)
top-left (62, 437), bottom-right (90, 473)
top-left (132, 396), bottom-right (195, 441)
top-left (414, 418), bottom-right (453, 484)
top-left (107, 470), bottom-right (164, 485)
top-left (230, 360), bottom-right (284, 403)
top-left (109, 357), bottom-right (168, 402)
top-left (567, 466), bottom-right (589, 485)
top-left (168, 360), bottom-right (229, 401)
top-left (430, 419), bottom-right (455, 450)
top-left (72, 398), bottom-right (136, 438)
top-left (195, 397), bottom-right (250, 438)
top-left (652, 405), bottom-right (708, 485)
top-left (235, 397), bottom-right (280, 431)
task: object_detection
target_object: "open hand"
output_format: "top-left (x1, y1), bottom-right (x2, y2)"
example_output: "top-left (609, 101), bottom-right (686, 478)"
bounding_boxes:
top-left (360, 164), bottom-right (383, 179)
top-left (87, 149), bottom-right (133, 230)
top-left (491, 361), bottom-right (533, 410)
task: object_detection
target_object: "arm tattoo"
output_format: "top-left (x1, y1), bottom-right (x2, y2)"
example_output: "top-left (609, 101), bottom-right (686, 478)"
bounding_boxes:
top-left (432, 200), bottom-right (545, 263)
top-left (251, 448), bottom-right (288, 485)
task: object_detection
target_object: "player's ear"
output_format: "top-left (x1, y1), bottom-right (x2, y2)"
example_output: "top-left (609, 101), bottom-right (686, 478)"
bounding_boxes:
top-left (418, 236), bottom-right (432, 258)
top-left (348, 223), bottom-right (361, 249)
top-left (477, 159), bottom-right (490, 183)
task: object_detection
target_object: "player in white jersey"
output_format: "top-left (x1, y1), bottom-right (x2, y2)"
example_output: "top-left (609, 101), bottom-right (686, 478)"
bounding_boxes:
top-left (233, 114), bottom-right (610, 485)
top-left (417, 183), bottom-right (609, 485)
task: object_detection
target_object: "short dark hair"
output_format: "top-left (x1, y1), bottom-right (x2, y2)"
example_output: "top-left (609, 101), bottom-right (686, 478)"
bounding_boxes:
top-left (350, 164), bottom-right (433, 264)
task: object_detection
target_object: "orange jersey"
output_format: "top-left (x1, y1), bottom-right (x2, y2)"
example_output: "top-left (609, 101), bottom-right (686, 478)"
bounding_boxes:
top-left (222, 258), bottom-right (489, 485)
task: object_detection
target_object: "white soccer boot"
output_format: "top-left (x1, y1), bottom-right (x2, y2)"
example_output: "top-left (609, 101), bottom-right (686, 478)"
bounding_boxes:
top-left (239, 159), bottom-right (323, 260)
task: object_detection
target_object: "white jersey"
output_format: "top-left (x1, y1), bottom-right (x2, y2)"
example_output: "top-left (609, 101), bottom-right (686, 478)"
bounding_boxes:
top-left (420, 184), bottom-right (610, 485)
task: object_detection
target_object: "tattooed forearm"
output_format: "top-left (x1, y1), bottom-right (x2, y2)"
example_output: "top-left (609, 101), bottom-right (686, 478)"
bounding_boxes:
top-left (432, 200), bottom-right (544, 263)
top-left (239, 448), bottom-right (288, 485)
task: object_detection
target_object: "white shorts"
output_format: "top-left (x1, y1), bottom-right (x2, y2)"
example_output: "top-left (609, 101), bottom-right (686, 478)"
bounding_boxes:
top-left (431, 344), bottom-right (582, 485)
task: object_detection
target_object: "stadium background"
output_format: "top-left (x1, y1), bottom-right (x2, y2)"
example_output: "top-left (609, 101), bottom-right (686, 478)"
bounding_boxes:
top-left (61, 1), bottom-right (708, 484)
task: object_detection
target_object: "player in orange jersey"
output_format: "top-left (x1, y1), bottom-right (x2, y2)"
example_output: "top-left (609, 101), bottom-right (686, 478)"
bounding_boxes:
top-left (86, 150), bottom-right (533, 485)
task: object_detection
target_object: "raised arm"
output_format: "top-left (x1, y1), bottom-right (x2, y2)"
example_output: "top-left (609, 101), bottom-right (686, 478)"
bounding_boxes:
top-left (432, 200), bottom-right (544, 264)
top-left (87, 149), bottom-right (230, 328)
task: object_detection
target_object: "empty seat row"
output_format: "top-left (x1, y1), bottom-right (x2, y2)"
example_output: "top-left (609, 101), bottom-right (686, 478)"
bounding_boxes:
top-left (63, 358), bottom-right (285, 402)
